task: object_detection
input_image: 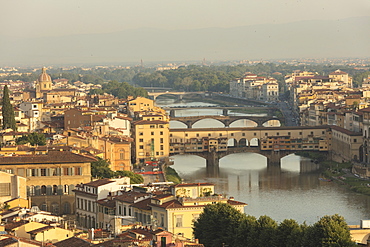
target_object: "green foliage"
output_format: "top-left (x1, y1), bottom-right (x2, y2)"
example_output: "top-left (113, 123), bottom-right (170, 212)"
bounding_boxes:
top-left (96, 80), bottom-right (148, 99)
top-left (91, 157), bottom-right (114, 179)
top-left (165, 166), bottom-right (181, 184)
top-left (16, 132), bottom-right (46, 146)
top-left (114, 170), bottom-right (143, 184)
top-left (2, 85), bottom-right (16, 131)
top-left (91, 158), bottom-right (144, 183)
top-left (303, 214), bottom-right (356, 247)
top-left (193, 204), bottom-right (356, 247)
top-left (193, 203), bottom-right (247, 247)
top-left (235, 215), bottom-right (258, 247)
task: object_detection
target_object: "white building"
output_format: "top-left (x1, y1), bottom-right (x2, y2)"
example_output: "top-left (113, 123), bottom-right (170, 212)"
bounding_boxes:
top-left (74, 177), bottom-right (130, 230)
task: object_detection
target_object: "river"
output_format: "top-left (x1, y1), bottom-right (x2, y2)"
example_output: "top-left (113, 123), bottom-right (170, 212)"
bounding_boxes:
top-left (157, 98), bottom-right (370, 225)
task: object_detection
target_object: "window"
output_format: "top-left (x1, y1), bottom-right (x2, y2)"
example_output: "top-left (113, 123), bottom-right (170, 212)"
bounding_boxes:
top-left (40, 168), bottom-right (47, 176)
top-left (160, 131), bottom-right (163, 135)
top-left (0, 183), bottom-right (11, 196)
top-left (75, 167), bottom-right (82, 175)
top-left (29, 185), bottom-right (35, 196)
top-left (53, 185), bottom-right (58, 195)
top-left (160, 145), bottom-right (164, 150)
top-left (41, 185), bottom-right (47, 195)
top-left (120, 149), bottom-right (125, 159)
top-left (139, 132), bottom-right (143, 136)
top-left (242, 133), bottom-right (245, 136)
top-left (151, 132), bottom-right (154, 135)
top-left (64, 184), bottom-right (69, 194)
top-left (160, 138), bottom-right (164, 143)
top-left (176, 215), bottom-right (183, 227)
top-left (139, 145), bottom-right (144, 149)
top-left (150, 125), bottom-right (155, 128)
top-left (139, 139), bottom-right (143, 142)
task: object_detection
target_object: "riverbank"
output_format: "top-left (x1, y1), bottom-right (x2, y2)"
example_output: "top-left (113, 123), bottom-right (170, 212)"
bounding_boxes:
top-left (296, 151), bottom-right (370, 197)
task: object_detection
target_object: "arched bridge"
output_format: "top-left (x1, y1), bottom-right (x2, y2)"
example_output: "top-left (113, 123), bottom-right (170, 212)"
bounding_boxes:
top-left (170, 115), bottom-right (283, 128)
top-left (148, 91), bottom-right (206, 100)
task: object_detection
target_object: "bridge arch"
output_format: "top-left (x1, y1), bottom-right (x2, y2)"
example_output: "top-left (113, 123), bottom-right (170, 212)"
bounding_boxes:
top-left (229, 119), bottom-right (258, 127)
top-left (262, 119), bottom-right (281, 127)
top-left (169, 120), bottom-right (188, 129)
top-left (192, 118), bottom-right (226, 128)
top-left (250, 138), bottom-right (259, 147)
top-left (227, 138), bottom-right (237, 147)
top-left (238, 138), bottom-right (249, 147)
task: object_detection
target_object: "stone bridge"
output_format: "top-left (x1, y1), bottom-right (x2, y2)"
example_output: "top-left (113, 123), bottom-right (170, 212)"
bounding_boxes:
top-left (171, 147), bottom-right (294, 167)
top-left (170, 115), bottom-right (283, 128)
top-left (147, 91), bottom-right (206, 100)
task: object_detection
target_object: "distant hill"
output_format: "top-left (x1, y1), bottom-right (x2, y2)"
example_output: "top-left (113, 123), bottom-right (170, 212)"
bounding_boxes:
top-left (1, 16), bottom-right (369, 66)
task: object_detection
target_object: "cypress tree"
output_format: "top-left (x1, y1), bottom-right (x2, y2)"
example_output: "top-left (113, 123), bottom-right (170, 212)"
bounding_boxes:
top-left (2, 85), bottom-right (16, 130)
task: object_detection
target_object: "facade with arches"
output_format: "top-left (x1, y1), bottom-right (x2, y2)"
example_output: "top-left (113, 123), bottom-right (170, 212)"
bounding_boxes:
top-left (0, 150), bottom-right (95, 215)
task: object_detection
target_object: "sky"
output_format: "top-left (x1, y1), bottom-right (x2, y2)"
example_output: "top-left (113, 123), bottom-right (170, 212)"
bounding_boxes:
top-left (2, 0), bottom-right (370, 38)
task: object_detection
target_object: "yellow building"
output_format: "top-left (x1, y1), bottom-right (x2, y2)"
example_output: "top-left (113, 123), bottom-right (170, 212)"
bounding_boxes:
top-left (127, 97), bottom-right (154, 114)
top-left (149, 193), bottom-right (246, 239)
top-left (0, 150), bottom-right (95, 215)
top-left (0, 171), bottom-right (27, 208)
top-left (66, 133), bottom-right (132, 171)
top-left (12, 221), bottom-right (74, 244)
top-left (132, 115), bottom-right (170, 163)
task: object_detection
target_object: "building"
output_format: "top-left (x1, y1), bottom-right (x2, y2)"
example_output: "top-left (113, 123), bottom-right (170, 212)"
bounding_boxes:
top-left (73, 177), bottom-right (130, 230)
top-left (0, 171), bottom-right (27, 207)
top-left (132, 114), bottom-right (170, 163)
top-left (0, 151), bottom-right (95, 215)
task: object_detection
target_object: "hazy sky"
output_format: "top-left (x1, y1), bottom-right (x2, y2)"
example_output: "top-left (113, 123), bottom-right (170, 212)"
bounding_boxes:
top-left (2, 0), bottom-right (370, 38)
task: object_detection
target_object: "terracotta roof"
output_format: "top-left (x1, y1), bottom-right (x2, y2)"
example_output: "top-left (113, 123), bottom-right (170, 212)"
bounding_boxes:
top-left (0, 237), bottom-right (18, 246)
top-left (83, 179), bottom-right (114, 188)
top-left (131, 198), bottom-right (152, 211)
top-left (114, 192), bottom-right (149, 203)
top-left (0, 151), bottom-right (96, 165)
top-left (133, 120), bottom-right (168, 125)
top-left (27, 225), bottom-right (54, 234)
top-left (330, 125), bottom-right (362, 136)
top-left (173, 183), bottom-right (214, 188)
top-left (54, 237), bottom-right (92, 247)
top-left (97, 199), bottom-right (116, 208)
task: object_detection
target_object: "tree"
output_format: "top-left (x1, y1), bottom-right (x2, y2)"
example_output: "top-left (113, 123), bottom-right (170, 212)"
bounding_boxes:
top-left (235, 215), bottom-right (258, 247)
top-left (303, 214), bottom-right (356, 247)
top-left (193, 203), bottom-right (246, 247)
top-left (2, 85), bottom-right (16, 130)
top-left (16, 132), bottom-right (46, 146)
top-left (114, 170), bottom-right (143, 184)
top-left (91, 157), bottom-right (114, 178)
top-left (255, 215), bottom-right (278, 247)
top-left (276, 219), bottom-right (306, 247)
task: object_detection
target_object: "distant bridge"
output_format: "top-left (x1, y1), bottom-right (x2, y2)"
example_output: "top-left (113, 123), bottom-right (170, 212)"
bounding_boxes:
top-left (169, 125), bottom-right (331, 167)
top-left (147, 91), bottom-right (206, 100)
top-left (170, 115), bottom-right (283, 128)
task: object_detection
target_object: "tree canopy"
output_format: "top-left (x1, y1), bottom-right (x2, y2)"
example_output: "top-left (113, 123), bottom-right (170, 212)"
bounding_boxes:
top-left (16, 132), bottom-right (46, 146)
top-left (193, 203), bottom-right (356, 247)
top-left (91, 157), bottom-right (144, 184)
top-left (193, 203), bottom-right (247, 247)
top-left (2, 85), bottom-right (16, 131)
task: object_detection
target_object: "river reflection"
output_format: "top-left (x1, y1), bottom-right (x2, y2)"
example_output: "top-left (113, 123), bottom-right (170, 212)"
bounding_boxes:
top-left (158, 98), bottom-right (370, 225)
top-left (171, 153), bottom-right (370, 225)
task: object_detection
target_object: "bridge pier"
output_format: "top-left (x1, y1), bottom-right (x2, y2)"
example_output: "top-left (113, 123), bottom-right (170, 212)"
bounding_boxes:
top-left (205, 149), bottom-right (220, 168)
top-left (222, 109), bottom-right (228, 116)
top-left (264, 151), bottom-right (281, 166)
top-left (186, 121), bottom-right (193, 128)
top-left (170, 109), bottom-right (176, 118)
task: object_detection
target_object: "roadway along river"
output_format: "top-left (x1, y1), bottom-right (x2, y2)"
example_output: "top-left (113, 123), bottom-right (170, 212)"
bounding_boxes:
top-left (156, 98), bottom-right (370, 225)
